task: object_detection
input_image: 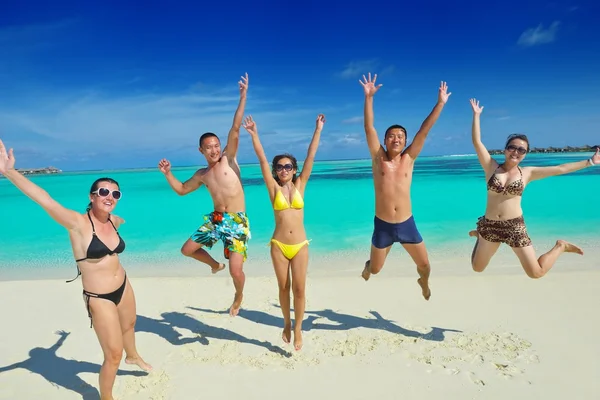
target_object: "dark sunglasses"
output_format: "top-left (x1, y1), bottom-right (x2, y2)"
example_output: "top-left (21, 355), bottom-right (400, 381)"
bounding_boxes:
top-left (506, 145), bottom-right (527, 155)
top-left (276, 163), bottom-right (293, 172)
top-left (93, 187), bottom-right (122, 200)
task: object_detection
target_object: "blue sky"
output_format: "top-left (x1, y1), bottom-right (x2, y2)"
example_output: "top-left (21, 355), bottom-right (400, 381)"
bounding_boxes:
top-left (1, 0), bottom-right (599, 171)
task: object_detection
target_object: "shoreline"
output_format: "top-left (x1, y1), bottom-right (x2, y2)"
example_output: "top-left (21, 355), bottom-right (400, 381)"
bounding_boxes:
top-left (2, 241), bottom-right (597, 282)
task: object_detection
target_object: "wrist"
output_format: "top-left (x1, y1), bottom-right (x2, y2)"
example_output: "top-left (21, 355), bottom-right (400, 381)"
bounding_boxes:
top-left (4, 168), bottom-right (17, 177)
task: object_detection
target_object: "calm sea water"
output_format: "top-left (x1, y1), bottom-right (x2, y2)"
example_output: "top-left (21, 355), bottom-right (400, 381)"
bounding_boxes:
top-left (1, 153), bottom-right (599, 280)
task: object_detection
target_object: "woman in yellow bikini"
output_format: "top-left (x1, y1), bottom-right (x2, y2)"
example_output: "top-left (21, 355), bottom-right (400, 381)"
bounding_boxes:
top-left (243, 114), bottom-right (325, 351)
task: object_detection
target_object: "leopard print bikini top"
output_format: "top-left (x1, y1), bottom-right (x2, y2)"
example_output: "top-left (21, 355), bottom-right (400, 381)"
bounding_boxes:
top-left (487, 165), bottom-right (524, 196)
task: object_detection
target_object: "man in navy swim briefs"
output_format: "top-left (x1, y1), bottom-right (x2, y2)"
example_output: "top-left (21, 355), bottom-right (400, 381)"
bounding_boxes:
top-left (358, 73), bottom-right (451, 300)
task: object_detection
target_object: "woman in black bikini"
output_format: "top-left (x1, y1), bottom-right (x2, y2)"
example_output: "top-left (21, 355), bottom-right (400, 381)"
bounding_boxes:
top-left (0, 139), bottom-right (151, 399)
top-left (467, 98), bottom-right (599, 278)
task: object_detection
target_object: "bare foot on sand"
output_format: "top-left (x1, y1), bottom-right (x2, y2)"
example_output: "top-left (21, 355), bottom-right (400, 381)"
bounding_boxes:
top-left (125, 356), bottom-right (153, 372)
top-left (362, 260), bottom-right (371, 281)
top-left (417, 278), bottom-right (431, 301)
top-left (468, 230), bottom-right (478, 238)
top-left (211, 263), bottom-right (225, 274)
top-left (282, 323), bottom-right (291, 344)
top-left (229, 293), bottom-right (243, 317)
top-left (293, 330), bottom-right (303, 351)
top-left (558, 240), bottom-right (584, 255)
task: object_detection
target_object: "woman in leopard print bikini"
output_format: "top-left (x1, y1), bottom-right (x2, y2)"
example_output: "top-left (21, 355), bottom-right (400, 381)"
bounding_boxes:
top-left (467, 98), bottom-right (599, 278)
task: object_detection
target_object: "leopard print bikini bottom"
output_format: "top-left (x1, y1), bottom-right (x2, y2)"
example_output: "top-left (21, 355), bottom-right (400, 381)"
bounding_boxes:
top-left (476, 215), bottom-right (532, 248)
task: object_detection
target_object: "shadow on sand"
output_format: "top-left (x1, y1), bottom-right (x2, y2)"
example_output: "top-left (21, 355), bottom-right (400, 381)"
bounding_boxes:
top-left (187, 306), bottom-right (462, 342)
top-left (0, 330), bottom-right (147, 400)
top-left (135, 312), bottom-right (291, 357)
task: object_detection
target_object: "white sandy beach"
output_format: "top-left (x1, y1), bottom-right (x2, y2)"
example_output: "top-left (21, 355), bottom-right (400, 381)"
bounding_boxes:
top-left (1, 254), bottom-right (599, 399)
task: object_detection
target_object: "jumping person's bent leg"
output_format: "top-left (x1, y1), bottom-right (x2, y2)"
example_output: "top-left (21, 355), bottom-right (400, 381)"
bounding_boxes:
top-left (469, 232), bottom-right (501, 272)
top-left (402, 242), bottom-right (432, 300)
top-left (469, 216), bottom-right (505, 272)
top-left (185, 212), bottom-right (225, 273)
top-left (363, 216), bottom-right (395, 281)
top-left (180, 239), bottom-right (224, 273)
top-left (512, 241), bottom-right (583, 279)
top-left (395, 215), bottom-right (431, 300)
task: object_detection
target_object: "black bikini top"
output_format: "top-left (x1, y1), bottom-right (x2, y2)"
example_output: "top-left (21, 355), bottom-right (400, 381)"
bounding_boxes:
top-left (66, 212), bottom-right (126, 283)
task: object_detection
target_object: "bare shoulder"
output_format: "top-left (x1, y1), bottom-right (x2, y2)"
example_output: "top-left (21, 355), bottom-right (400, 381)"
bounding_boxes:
top-left (192, 167), bottom-right (208, 180)
top-left (519, 165), bottom-right (535, 180)
top-left (400, 152), bottom-right (415, 164)
top-left (110, 214), bottom-right (126, 228)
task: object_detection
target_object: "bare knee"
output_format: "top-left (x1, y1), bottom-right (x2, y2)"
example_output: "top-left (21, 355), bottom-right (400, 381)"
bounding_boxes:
top-left (278, 280), bottom-right (291, 294)
top-left (525, 269), bottom-right (545, 279)
top-left (471, 261), bottom-right (487, 273)
top-left (229, 262), bottom-right (244, 280)
top-left (104, 347), bottom-right (123, 366)
top-left (369, 260), bottom-right (384, 275)
top-left (121, 316), bottom-right (136, 334)
top-left (180, 245), bottom-right (192, 257)
top-left (416, 263), bottom-right (430, 273)
top-left (292, 282), bottom-right (305, 300)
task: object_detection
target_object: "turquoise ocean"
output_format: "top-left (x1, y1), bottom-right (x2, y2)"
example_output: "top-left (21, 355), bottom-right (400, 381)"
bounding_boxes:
top-left (1, 153), bottom-right (598, 281)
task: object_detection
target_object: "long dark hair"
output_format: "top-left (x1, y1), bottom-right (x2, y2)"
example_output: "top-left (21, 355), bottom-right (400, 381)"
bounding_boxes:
top-left (271, 153), bottom-right (298, 185)
top-left (86, 177), bottom-right (120, 212)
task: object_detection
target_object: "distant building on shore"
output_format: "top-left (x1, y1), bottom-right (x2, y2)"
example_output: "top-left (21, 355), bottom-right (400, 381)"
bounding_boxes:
top-left (15, 166), bottom-right (62, 176)
top-left (489, 144), bottom-right (600, 155)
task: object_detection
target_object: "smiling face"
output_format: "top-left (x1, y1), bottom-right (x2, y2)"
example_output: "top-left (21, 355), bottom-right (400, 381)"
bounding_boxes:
top-left (384, 125), bottom-right (407, 154)
top-left (271, 154), bottom-right (298, 185)
top-left (275, 157), bottom-right (296, 183)
top-left (89, 179), bottom-right (121, 214)
top-left (199, 134), bottom-right (221, 164)
top-left (504, 135), bottom-right (529, 164)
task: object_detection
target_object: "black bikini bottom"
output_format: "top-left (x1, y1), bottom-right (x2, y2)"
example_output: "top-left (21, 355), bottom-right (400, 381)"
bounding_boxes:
top-left (82, 274), bottom-right (127, 328)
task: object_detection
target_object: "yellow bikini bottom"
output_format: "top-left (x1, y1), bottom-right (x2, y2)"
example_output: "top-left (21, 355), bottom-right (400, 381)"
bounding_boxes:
top-left (269, 239), bottom-right (310, 260)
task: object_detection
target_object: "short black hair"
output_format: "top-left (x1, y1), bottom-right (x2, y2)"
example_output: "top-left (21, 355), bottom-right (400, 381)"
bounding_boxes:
top-left (199, 132), bottom-right (219, 147)
top-left (384, 124), bottom-right (408, 140)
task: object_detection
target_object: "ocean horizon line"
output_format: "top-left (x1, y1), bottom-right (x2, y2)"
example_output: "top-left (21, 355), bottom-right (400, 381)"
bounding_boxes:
top-left (6, 150), bottom-right (596, 175)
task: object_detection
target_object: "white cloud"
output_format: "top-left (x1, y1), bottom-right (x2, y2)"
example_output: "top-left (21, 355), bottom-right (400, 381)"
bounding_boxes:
top-left (517, 21), bottom-right (560, 47)
top-left (337, 134), bottom-right (363, 145)
top-left (0, 82), bottom-right (331, 171)
top-left (337, 60), bottom-right (395, 79)
top-left (497, 116), bottom-right (511, 121)
top-left (342, 116), bottom-right (363, 124)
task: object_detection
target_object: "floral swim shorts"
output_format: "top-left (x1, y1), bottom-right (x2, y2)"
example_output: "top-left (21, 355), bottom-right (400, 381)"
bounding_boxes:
top-left (190, 211), bottom-right (251, 261)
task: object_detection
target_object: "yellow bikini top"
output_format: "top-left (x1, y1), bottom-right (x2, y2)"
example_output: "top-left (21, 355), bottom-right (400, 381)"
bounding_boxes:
top-left (273, 186), bottom-right (304, 211)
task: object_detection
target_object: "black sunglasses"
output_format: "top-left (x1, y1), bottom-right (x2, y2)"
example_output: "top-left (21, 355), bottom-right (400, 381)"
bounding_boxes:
top-left (276, 163), bottom-right (293, 172)
top-left (506, 144), bottom-right (527, 155)
top-left (93, 187), bottom-right (122, 200)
